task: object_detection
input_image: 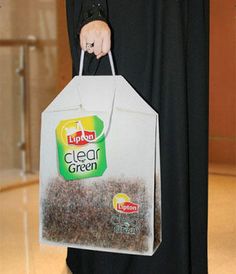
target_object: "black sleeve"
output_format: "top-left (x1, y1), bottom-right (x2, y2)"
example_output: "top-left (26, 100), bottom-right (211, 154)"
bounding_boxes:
top-left (80, 0), bottom-right (108, 31)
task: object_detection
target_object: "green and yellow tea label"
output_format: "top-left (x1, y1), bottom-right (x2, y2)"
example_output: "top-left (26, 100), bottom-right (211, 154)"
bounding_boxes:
top-left (56, 116), bottom-right (107, 180)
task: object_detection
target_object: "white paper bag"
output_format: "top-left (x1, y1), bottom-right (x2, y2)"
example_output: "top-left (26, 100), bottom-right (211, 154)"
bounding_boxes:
top-left (39, 52), bottom-right (162, 256)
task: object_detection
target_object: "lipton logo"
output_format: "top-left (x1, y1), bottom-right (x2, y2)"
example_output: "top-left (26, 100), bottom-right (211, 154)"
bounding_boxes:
top-left (113, 193), bottom-right (139, 214)
top-left (66, 127), bottom-right (96, 146)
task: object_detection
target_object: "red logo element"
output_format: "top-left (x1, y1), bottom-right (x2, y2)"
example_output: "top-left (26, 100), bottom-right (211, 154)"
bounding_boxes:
top-left (67, 130), bottom-right (95, 146)
top-left (117, 201), bottom-right (139, 214)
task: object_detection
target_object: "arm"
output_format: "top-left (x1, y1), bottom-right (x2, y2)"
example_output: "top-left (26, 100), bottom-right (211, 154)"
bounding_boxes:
top-left (79, 0), bottom-right (111, 59)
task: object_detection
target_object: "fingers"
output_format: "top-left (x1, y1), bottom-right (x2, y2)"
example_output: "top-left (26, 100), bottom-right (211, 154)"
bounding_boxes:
top-left (80, 33), bottom-right (94, 54)
top-left (96, 37), bottom-right (111, 59)
top-left (94, 37), bottom-right (102, 56)
top-left (80, 21), bottom-right (111, 59)
top-left (102, 35), bottom-right (111, 55)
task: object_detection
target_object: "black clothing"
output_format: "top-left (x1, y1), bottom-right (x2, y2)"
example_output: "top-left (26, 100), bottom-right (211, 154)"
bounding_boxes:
top-left (65, 1), bottom-right (209, 273)
top-left (80, 0), bottom-right (108, 30)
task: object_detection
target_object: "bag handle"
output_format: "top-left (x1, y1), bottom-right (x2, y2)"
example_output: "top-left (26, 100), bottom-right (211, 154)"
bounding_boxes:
top-left (77, 50), bottom-right (116, 143)
top-left (79, 50), bottom-right (116, 76)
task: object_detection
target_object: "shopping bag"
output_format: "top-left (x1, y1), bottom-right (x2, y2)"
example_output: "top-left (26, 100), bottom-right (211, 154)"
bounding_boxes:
top-left (39, 51), bottom-right (162, 256)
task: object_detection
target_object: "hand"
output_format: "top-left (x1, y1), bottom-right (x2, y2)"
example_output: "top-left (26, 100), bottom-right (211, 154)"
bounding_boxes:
top-left (80, 20), bottom-right (111, 59)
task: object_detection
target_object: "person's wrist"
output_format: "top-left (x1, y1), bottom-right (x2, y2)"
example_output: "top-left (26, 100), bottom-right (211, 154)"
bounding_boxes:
top-left (80, 3), bottom-right (107, 31)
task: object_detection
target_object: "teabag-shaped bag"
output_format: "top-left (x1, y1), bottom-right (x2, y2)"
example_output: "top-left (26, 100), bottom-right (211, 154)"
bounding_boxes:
top-left (40, 51), bottom-right (162, 256)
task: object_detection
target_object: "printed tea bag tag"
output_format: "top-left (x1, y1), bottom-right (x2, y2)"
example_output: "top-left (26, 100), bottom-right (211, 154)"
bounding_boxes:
top-left (56, 115), bottom-right (107, 180)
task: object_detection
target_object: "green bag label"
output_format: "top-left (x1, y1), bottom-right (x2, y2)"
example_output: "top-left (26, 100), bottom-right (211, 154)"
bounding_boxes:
top-left (56, 116), bottom-right (107, 180)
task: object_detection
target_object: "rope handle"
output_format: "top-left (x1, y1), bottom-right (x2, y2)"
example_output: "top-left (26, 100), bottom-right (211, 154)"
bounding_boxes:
top-left (77, 50), bottom-right (116, 143)
top-left (79, 50), bottom-right (116, 76)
